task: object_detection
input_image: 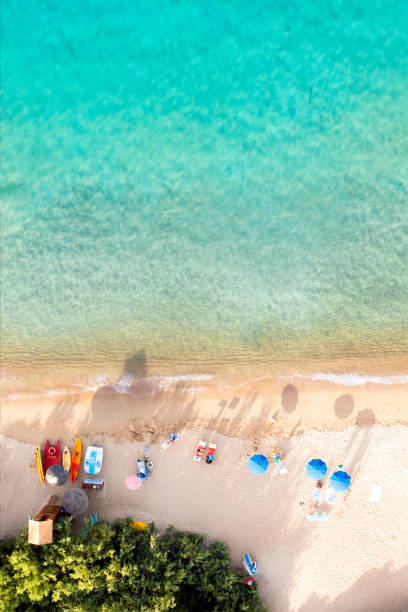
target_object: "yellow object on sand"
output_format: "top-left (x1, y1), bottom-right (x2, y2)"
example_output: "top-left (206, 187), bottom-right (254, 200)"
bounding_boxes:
top-left (130, 521), bottom-right (148, 531)
top-left (36, 445), bottom-right (45, 484)
top-left (63, 446), bottom-right (71, 470)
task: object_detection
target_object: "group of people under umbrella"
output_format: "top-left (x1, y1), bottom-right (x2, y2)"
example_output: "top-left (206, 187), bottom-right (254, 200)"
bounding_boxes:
top-left (248, 453), bottom-right (351, 492)
top-left (306, 458), bottom-right (351, 492)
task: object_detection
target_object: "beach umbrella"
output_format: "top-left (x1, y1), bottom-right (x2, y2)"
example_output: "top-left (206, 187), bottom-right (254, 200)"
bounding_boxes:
top-left (125, 475), bottom-right (143, 490)
top-left (46, 464), bottom-right (69, 486)
top-left (330, 469), bottom-right (351, 492)
top-left (306, 459), bottom-right (327, 480)
top-left (248, 454), bottom-right (269, 475)
top-left (62, 488), bottom-right (89, 515)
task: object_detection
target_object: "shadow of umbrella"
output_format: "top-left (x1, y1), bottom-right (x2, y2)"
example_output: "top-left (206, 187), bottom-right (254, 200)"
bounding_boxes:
top-left (281, 384), bottom-right (298, 413)
top-left (334, 394), bottom-right (354, 419)
top-left (355, 409), bottom-right (376, 426)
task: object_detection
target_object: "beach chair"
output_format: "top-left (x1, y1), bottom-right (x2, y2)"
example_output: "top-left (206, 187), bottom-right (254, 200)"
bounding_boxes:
top-left (326, 487), bottom-right (336, 504)
top-left (312, 487), bottom-right (322, 503)
top-left (370, 483), bottom-right (382, 502)
top-left (205, 443), bottom-right (216, 464)
top-left (161, 433), bottom-right (178, 450)
top-left (307, 513), bottom-right (328, 522)
top-left (243, 554), bottom-right (258, 576)
top-left (194, 440), bottom-right (206, 461)
top-left (273, 450), bottom-right (287, 474)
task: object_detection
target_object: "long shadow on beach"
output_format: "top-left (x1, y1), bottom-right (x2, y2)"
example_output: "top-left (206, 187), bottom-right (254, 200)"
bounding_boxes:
top-left (340, 409), bottom-right (376, 483)
top-left (281, 384), bottom-right (298, 413)
top-left (90, 349), bottom-right (154, 425)
top-left (90, 349), bottom-right (207, 440)
top-left (299, 562), bottom-right (408, 612)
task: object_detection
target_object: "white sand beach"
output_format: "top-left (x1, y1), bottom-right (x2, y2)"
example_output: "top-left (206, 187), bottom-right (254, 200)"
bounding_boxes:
top-left (1, 425), bottom-right (408, 611)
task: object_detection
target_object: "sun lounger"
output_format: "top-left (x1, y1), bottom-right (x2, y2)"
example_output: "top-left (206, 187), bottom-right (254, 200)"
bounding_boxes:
top-left (273, 451), bottom-right (287, 474)
top-left (312, 487), bottom-right (322, 503)
top-left (370, 483), bottom-right (382, 502)
top-left (161, 433), bottom-right (178, 450)
top-left (307, 513), bottom-right (328, 522)
top-left (194, 440), bottom-right (206, 461)
top-left (205, 443), bottom-right (216, 464)
top-left (326, 487), bottom-right (336, 504)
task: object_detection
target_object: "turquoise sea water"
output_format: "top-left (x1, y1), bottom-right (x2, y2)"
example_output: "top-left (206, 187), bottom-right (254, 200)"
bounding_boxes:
top-left (2, 0), bottom-right (408, 388)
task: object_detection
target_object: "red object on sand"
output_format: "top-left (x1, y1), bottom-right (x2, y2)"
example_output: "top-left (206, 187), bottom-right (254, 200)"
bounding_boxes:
top-left (71, 438), bottom-right (82, 483)
top-left (43, 439), bottom-right (61, 474)
top-left (244, 577), bottom-right (254, 587)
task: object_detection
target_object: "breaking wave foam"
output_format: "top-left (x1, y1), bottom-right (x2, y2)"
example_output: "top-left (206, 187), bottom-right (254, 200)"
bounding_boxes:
top-left (292, 372), bottom-right (408, 386)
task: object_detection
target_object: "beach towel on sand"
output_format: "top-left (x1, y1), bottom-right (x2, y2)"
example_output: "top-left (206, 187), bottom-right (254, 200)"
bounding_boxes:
top-left (370, 483), bottom-right (382, 502)
top-left (307, 513), bottom-right (328, 522)
top-left (312, 487), bottom-right (322, 502)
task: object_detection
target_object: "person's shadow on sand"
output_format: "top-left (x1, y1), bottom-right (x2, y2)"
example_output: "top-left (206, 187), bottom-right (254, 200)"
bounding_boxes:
top-left (91, 349), bottom-right (149, 422)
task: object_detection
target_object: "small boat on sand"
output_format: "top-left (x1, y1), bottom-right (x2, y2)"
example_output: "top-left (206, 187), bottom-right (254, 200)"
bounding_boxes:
top-left (36, 445), bottom-right (45, 484)
top-left (71, 438), bottom-right (82, 483)
top-left (84, 446), bottom-right (103, 475)
top-left (243, 554), bottom-right (258, 576)
top-left (63, 446), bottom-right (71, 471)
top-left (82, 478), bottom-right (104, 490)
top-left (43, 440), bottom-right (61, 474)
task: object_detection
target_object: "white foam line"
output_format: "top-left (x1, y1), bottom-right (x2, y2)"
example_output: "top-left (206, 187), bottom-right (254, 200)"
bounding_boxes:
top-left (149, 374), bottom-right (215, 383)
top-left (3, 369), bottom-right (407, 401)
top-left (291, 372), bottom-right (408, 386)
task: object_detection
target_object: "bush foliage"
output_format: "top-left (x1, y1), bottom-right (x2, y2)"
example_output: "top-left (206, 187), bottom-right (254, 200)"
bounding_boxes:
top-left (0, 519), bottom-right (266, 611)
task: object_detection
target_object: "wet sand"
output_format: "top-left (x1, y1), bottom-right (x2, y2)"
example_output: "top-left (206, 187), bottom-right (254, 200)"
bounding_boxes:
top-left (1, 376), bottom-right (407, 443)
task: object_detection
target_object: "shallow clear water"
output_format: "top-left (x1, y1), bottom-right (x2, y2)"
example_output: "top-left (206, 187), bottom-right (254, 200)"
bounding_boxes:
top-left (1, 0), bottom-right (408, 387)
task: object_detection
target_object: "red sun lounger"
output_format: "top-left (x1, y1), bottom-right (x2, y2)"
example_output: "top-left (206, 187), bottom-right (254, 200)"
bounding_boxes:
top-left (194, 440), bottom-right (206, 461)
top-left (205, 443), bottom-right (216, 464)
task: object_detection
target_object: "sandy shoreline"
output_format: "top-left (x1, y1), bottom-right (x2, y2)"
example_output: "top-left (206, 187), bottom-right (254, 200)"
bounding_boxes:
top-left (1, 375), bottom-right (407, 443)
top-left (1, 371), bottom-right (407, 610)
top-left (1, 426), bottom-right (408, 611)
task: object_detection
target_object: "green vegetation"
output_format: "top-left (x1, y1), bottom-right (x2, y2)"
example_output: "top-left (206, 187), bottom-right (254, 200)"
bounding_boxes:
top-left (0, 519), bottom-right (266, 611)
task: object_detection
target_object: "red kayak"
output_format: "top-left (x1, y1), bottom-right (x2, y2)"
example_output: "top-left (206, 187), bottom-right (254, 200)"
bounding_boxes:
top-left (43, 439), bottom-right (61, 475)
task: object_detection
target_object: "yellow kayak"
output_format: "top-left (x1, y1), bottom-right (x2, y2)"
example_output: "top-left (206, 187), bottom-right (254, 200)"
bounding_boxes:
top-left (36, 445), bottom-right (45, 484)
top-left (63, 446), bottom-right (71, 471)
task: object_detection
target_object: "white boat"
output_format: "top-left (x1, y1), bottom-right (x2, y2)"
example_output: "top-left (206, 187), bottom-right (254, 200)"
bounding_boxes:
top-left (84, 446), bottom-right (103, 475)
top-left (243, 554), bottom-right (258, 576)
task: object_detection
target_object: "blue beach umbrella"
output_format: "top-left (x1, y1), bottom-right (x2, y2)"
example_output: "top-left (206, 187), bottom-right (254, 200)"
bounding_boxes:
top-left (248, 454), bottom-right (269, 475)
top-left (330, 469), bottom-right (351, 492)
top-left (306, 459), bottom-right (327, 480)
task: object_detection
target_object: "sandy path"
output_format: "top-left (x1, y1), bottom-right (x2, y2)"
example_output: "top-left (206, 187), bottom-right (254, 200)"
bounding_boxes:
top-left (1, 425), bottom-right (408, 611)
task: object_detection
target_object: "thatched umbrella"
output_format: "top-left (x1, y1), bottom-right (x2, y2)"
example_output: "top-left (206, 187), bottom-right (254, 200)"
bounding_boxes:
top-left (46, 464), bottom-right (69, 486)
top-left (62, 488), bottom-right (89, 515)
